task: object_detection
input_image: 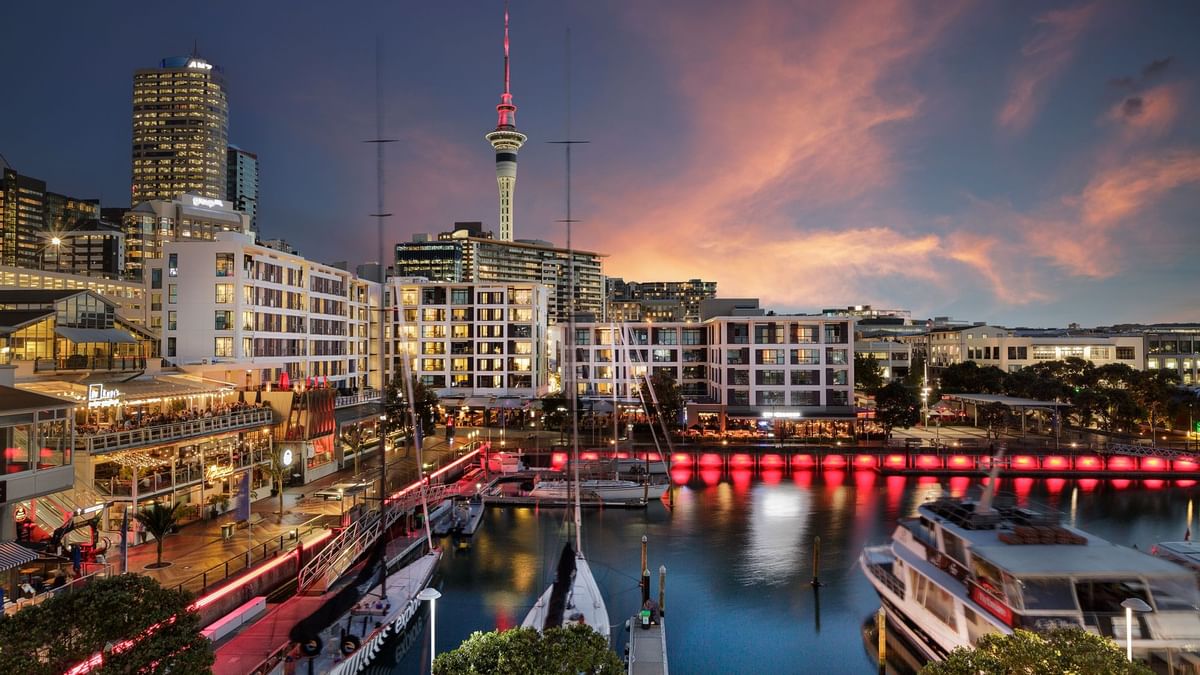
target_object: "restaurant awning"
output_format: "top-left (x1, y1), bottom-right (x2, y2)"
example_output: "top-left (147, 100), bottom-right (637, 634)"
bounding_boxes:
top-left (54, 326), bottom-right (136, 344)
top-left (0, 541), bottom-right (40, 572)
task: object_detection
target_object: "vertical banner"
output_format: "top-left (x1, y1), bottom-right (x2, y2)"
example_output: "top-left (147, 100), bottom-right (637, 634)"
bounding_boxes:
top-left (236, 470), bottom-right (251, 522)
top-left (120, 505), bottom-right (130, 575)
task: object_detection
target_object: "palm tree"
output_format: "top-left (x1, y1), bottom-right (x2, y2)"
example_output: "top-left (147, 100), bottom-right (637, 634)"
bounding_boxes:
top-left (135, 502), bottom-right (183, 568)
top-left (264, 442), bottom-right (292, 523)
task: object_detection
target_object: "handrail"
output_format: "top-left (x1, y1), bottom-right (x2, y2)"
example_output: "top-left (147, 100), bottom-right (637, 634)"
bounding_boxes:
top-left (1100, 442), bottom-right (1190, 460)
top-left (866, 560), bottom-right (905, 596)
top-left (335, 389), bottom-right (382, 408)
top-left (77, 408), bottom-right (275, 454)
top-left (168, 521), bottom-right (321, 596)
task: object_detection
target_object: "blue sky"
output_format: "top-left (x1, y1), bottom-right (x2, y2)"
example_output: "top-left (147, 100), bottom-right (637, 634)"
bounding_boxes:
top-left (1, 0), bottom-right (1197, 327)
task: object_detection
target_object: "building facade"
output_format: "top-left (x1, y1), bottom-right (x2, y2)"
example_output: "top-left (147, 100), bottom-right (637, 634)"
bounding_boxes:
top-left (122, 193), bottom-right (250, 281)
top-left (1, 168), bottom-right (102, 271)
top-left (606, 278), bottom-right (717, 322)
top-left (571, 322), bottom-right (709, 401)
top-left (41, 219), bottom-right (125, 278)
top-left (854, 340), bottom-right (912, 382)
top-left (0, 265), bottom-right (146, 326)
top-left (150, 232), bottom-right (376, 392)
top-left (226, 145), bottom-right (258, 232)
top-left (385, 279), bottom-right (549, 399)
top-left (917, 325), bottom-right (1144, 372)
top-left (131, 55), bottom-right (228, 205)
top-left (395, 233), bottom-right (603, 324)
top-left (1141, 326), bottom-right (1200, 386)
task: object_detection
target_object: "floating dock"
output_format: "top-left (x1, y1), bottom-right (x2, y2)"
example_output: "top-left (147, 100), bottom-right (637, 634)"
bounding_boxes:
top-left (627, 615), bottom-right (668, 675)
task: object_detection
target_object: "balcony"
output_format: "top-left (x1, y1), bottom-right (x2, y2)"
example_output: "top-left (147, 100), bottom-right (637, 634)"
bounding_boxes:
top-left (34, 356), bottom-right (147, 373)
top-left (335, 389), bottom-right (382, 408)
top-left (76, 407), bottom-right (275, 455)
top-left (96, 445), bottom-right (268, 499)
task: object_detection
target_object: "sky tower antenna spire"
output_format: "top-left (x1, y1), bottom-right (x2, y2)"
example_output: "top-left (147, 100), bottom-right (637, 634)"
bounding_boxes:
top-left (485, 0), bottom-right (527, 242)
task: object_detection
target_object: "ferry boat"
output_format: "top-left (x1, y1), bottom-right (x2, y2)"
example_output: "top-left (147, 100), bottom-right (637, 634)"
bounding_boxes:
top-left (860, 490), bottom-right (1200, 671)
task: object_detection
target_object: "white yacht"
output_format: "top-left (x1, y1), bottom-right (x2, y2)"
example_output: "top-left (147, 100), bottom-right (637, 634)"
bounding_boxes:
top-left (529, 477), bottom-right (668, 504)
top-left (861, 490), bottom-right (1200, 671)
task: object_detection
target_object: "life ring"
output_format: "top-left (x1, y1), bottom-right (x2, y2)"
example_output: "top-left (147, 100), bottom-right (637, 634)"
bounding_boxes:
top-left (341, 634), bottom-right (362, 656)
top-left (300, 638), bottom-right (322, 656)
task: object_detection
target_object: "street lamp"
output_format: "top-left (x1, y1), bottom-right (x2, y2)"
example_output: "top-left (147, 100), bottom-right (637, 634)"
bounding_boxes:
top-left (417, 587), bottom-right (442, 673)
top-left (1121, 597), bottom-right (1151, 662)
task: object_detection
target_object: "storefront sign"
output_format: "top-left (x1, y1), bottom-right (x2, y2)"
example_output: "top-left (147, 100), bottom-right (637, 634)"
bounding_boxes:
top-left (87, 383), bottom-right (121, 407)
top-left (12, 504), bottom-right (27, 522)
top-left (282, 448), bottom-right (294, 467)
top-left (970, 583), bottom-right (1014, 626)
top-left (190, 195), bottom-right (224, 208)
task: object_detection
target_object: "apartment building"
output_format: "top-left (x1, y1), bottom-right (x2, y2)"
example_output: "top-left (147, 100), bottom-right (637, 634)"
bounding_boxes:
top-left (121, 193), bottom-right (251, 281)
top-left (915, 325), bottom-right (1143, 372)
top-left (570, 322), bottom-right (709, 401)
top-left (854, 340), bottom-right (912, 381)
top-left (150, 231), bottom-right (377, 392)
top-left (384, 279), bottom-right (550, 399)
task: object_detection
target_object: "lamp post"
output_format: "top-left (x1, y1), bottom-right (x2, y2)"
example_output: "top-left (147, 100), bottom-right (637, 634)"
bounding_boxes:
top-left (1121, 597), bottom-right (1151, 662)
top-left (417, 587), bottom-right (442, 673)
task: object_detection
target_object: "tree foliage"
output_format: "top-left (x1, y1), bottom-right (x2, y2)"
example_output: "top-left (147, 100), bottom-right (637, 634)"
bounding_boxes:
top-left (264, 441), bottom-right (293, 520)
top-left (640, 370), bottom-right (684, 431)
top-left (940, 361), bottom-right (1006, 395)
top-left (854, 353), bottom-right (885, 394)
top-left (134, 502), bottom-right (182, 567)
top-left (434, 625), bottom-right (624, 675)
top-left (0, 574), bottom-right (213, 675)
top-left (874, 382), bottom-right (920, 438)
top-left (385, 375), bottom-right (439, 442)
top-left (921, 627), bottom-right (1152, 675)
top-left (539, 393), bottom-right (570, 432)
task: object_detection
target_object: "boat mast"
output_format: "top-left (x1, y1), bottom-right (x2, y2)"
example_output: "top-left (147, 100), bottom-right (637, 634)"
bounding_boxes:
top-left (611, 321), bottom-right (619, 453)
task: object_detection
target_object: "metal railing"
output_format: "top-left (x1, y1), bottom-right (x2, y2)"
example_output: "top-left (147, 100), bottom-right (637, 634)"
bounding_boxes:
top-left (77, 408), bottom-right (275, 454)
top-left (95, 447), bottom-right (267, 498)
top-left (866, 560), bottom-right (905, 597)
top-left (335, 389), bottom-right (382, 408)
top-left (34, 355), bottom-right (147, 372)
top-left (1100, 442), bottom-right (1190, 460)
top-left (167, 522), bottom-right (322, 596)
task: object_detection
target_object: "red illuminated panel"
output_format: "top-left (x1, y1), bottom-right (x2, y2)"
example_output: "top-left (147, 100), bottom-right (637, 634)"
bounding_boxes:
top-left (671, 452), bottom-right (693, 467)
top-left (760, 453), bottom-right (784, 469)
top-left (730, 453), bottom-right (754, 469)
top-left (1173, 458), bottom-right (1199, 472)
top-left (551, 452), bottom-right (568, 469)
top-left (947, 455), bottom-right (973, 470)
top-left (646, 452), bottom-right (661, 462)
top-left (1141, 457), bottom-right (1167, 472)
top-left (854, 454), bottom-right (877, 469)
top-left (615, 451), bottom-right (631, 459)
top-left (581, 451), bottom-right (600, 461)
top-left (1075, 455), bottom-right (1102, 470)
top-left (1042, 456), bottom-right (1069, 470)
top-left (1107, 456), bottom-right (1136, 471)
top-left (1011, 455), bottom-right (1037, 470)
top-left (792, 454), bottom-right (816, 469)
top-left (914, 455), bottom-right (942, 471)
top-left (699, 453), bottom-right (723, 468)
top-left (823, 454), bottom-right (847, 469)
top-left (884, 454), bottom-right (907, 470)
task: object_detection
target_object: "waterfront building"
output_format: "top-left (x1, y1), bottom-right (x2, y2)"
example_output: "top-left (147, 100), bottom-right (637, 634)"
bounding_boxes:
top-left (914, 325), bottom-right (1143, 373)
top-left (385, 278), bottom-right (550, 400)
top-left (40, 218), bottom-right (126, 279)
top-left (570, 321), bottom-right (709, 401)
top-left (121, 193), bottom-right (251, 281)
top-left (605, 278), bottom-right (717, 323)
top-left (226, 146), bottom-right (259, 232)
top-left (0, 264), bottom-right (146, 326)
top-left (854, 340), bottom-right (912, 382)
top-left (395, 231), bottom-right (603, 324)
top-left (131, 55), bottom-right (228, 206)
top-left (150, 231), bottom-right (377, 393)
top-left (484, 6), bottom-right (525, 242)
top-left (0, 372), bottom-right (75, 541)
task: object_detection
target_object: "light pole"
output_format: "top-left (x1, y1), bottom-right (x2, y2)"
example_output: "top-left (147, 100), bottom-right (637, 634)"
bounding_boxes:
top-left (1121, 597), bottom-right (1151, 662)
top-left (418, 587), bottom-right (442, 673)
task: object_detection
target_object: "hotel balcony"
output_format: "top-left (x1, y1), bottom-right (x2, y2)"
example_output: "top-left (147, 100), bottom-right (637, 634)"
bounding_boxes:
top-left (335, 389), bottom-right (381, 408)
top-left (75, 407), bottom-right (275, 455)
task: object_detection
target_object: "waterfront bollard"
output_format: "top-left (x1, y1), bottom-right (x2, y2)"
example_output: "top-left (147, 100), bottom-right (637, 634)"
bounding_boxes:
top-left (811, 536), bottom-right (822, 587)
top-left (659, 565), bottom-right (667, 617)
top-left (877, 608), bottom-right (886, 671)
top-left (640, 535), bottom-right (650, 605)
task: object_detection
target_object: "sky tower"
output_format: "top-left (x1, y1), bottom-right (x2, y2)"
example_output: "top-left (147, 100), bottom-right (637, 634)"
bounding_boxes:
top-left (485, 2), bottom-right (526, 242)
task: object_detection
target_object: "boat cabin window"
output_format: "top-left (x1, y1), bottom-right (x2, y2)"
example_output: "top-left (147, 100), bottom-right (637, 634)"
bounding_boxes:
top-left (964, 606), bottom-right (1001, 644)
top-left (971, 557), bottom-right (1008, 603)
top-left (1074, 580), bottom-right (1149, 614)
top-left (908, 568), bottom-right (958, 630)
top-left (1148, 578), bottom-right (1200, 612)
top-left (915, 516), bottom-right (938, 547)
top-left (1018, 578), bottom-right (1078, 611)
top-left (941, 530), bottom-right (967, 566)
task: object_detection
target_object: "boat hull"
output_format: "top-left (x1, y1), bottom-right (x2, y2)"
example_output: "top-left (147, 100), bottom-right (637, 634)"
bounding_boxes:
top-left (530, 480), bottom-right (667, 503)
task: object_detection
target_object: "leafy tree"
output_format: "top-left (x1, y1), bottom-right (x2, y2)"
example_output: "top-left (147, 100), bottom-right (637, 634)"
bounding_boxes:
top-left (434, 625), bottom-right (623, 675)
top-left (1132, 368), bottom-right (1182, 439)
top-left (134, 502), bottom-right (182, 568)
top-left (385, 375), bottom-right (439, 443)
top-left (874, 382), bottom-right (920, 438)
top-left (0, 574), bottom-right (214, 674)
top-left (922, 627), bottom-right (1152, 675)
top-left (264, 441), bottom-right (293, 521)
top-left (342, 422), bottom-right (367, 477)
top-left (978, 401), bottom-right (1008, 439)
top-left (854, 353), bottom-right (885, 393)
top-left (540, 393), bottom-right (570, 432)
top-left (940, 361), bottom-right (1005, 394)
top-left (639, 370), bottom-right (683, 431)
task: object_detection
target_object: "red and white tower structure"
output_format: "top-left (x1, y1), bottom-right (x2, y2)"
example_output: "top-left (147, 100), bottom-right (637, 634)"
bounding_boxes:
top-left (485, 2), bottom-right (527, 242)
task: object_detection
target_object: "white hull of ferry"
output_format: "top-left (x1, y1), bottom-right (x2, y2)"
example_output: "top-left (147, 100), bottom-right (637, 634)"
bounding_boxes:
top-left (529, 479), bottom-right (667, 503)
top-left (522, 554), bottom-right (611, 642)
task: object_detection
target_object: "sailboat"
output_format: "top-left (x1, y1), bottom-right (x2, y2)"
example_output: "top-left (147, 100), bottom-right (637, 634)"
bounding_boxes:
top-left (521, 39), bottom-right (610, 640)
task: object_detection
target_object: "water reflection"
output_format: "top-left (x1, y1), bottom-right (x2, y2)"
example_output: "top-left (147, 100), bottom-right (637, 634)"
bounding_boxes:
top-left (396, 471), bottom-right (1200, 674)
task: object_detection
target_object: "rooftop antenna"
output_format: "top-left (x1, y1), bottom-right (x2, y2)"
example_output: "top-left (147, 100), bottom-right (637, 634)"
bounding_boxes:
top-left (549, 28), bottom-right (589, 557)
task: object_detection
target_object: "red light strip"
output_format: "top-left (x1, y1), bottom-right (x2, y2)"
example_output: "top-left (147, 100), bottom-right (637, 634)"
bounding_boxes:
top-left (388, 446), bottom-right (482, 501)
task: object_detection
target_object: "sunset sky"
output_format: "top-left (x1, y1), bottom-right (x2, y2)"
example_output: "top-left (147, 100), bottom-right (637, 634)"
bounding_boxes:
top-left (2, 1), bottom-right (1197, 326)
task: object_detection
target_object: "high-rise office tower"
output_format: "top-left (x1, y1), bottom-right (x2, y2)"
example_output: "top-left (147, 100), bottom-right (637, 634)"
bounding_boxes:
top-left (484, 4), bottom-right (526, 242)
top-left (131, 55), bottom-right (228, 206)
top-left (226, 145), bottom-right (258, 232)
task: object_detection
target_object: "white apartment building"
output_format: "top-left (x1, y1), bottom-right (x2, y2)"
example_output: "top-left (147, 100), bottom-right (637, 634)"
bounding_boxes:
top-left (855, 340), bottom-right (912, 381)
top-left (150, 232), bottom-right (378, 391)
top-left (915, 325), bottom-right (1143, 372)
top-left (570, 322), bottom-right (709, 402)
top-left (385, 279), bottom-right (550, 399)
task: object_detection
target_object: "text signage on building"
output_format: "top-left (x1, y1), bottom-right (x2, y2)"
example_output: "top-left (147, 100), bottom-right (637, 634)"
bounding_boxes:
top-left (191, 196), bottom-right (225, 209)
top-left (87, 383), bottom-right (121, 407)
top-left (969, 583), bottom-right (1014, 626)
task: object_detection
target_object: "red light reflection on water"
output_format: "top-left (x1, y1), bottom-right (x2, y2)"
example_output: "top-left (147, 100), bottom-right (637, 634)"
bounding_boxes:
top-left (1014, 477), bottom-right (1034, 503)
top-left (886, 476), bottom-right (906, 513)
top-left (1111, 479), bottom-right (1131, 490)
top-left (731, 468), bottom-right (753, 491)
top-left (1046, 478), bottom-right (1066, 494)
top-left (918, 475), bottom-right (939, 486)
top-left (1178, 480), bottom-right (1198, 488)
top-left (670, 468), bottom-right (692, 485)
top-left (1078, 478), bottom-right (1099, 491)
top-left (700, 468), bottom-right (722, 486)
top-left (794, 470), bottom-right (813, 488)
top-left (824, 470), bottom-right (845, 488)
top-left (495, 611), bottom-right (513, 631)
top-left (1144, 479), bottom-right (1165, 490)
top-left (761, 468), bottom-right (783, 485)
top-left (949, 476), bottom-right (970, 497)
top-left (855, 471), bottom-right (876, 490)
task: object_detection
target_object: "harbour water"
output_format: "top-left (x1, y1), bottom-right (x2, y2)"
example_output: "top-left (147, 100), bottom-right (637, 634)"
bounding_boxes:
top-left (393, 471), bottom-right (1198, 674)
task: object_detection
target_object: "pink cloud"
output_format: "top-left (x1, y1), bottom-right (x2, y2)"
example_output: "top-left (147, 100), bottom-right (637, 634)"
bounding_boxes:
top-left (1103, 83), bottom-right (1187, 142)
top-left (997, 3), bottom-right (1099, 134)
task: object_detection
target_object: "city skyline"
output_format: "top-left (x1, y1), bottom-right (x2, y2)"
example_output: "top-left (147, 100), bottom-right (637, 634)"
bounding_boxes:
top-left (1, 1), bottom-right (1198, 327)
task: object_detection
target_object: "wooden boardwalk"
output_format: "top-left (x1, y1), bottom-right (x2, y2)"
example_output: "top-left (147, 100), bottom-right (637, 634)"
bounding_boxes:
top-left (627, 616), bottom-right (668, 675)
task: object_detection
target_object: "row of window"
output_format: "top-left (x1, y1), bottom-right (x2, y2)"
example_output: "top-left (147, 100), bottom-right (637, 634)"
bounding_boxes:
top-left (727, 390), bottom-right (850, 407)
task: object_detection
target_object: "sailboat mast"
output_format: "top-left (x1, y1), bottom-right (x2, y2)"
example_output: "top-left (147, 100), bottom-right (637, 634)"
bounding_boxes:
top-left (611, 322), bottom-right (619, 452)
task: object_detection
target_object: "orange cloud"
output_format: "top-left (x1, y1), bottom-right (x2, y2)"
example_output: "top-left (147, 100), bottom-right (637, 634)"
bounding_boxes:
top-left (1079, 150), bottom-right (1200, 227)
top-left (1103, 83), bottom-right (1187, 142)
top-left (997, 3), bottom-right (1099, 134)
